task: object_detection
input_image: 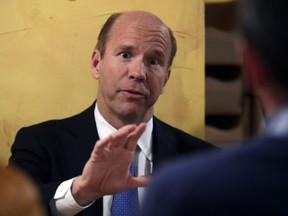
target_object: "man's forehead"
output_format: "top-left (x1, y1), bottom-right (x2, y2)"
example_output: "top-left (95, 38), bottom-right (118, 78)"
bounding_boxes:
top-left (111, 29), bottom-right (170, 54)
top-left (117, 43), bottom-right (167, 55)
top-left (110, 16), bottom-right (170, 44)
top-left (105, 11), bottom-right (171, 57)
top-left (111, 11), bottom-right (167, 33)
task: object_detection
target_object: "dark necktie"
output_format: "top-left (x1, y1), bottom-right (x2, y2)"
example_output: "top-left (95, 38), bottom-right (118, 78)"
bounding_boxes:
top-left (111, 162), bottom-right (139, 216)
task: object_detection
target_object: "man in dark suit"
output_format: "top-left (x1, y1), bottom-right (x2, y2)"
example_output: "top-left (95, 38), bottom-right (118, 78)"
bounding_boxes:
top-left (139, 1), bottom-right (288, 215)
top-left (9, 11), bottom-right (214, 216)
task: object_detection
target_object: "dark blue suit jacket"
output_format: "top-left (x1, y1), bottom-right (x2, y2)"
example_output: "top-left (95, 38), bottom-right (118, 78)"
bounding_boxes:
top-left (140, 134), bottom-right (288, 216)
top-left (9, 102), bottom-right (214, 216)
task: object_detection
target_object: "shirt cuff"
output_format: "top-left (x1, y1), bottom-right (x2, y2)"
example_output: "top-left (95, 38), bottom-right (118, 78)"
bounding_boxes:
top-left (49, 178), bottom-right (94, 216)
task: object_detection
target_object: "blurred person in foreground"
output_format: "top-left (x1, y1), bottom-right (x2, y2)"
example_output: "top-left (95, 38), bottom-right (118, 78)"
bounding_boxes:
top-left (0, 164), bottom-right (46, 216)
top-left (8, 11), bottom-right (215, 216)
top-left (139, 1), bottom-right (288, 215)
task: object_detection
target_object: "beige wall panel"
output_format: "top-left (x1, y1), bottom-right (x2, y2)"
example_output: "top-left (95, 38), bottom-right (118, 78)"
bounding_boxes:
top-left (205, 0), bottom-right (233, 3)
top-left (0, 0), bottom-right (205, 164)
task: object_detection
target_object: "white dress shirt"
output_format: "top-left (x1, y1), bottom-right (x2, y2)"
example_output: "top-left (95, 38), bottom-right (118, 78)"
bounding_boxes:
top-left (49, 103), bottom-right (153, 216)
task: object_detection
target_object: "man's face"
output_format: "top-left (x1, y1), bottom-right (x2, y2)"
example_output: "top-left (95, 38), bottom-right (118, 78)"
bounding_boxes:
top-left (92, 12), bottom-right (172, 126)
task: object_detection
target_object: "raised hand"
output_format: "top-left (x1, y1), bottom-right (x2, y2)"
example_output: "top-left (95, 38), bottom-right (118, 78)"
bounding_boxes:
top-left (71, 123), bottom-right (149, 206)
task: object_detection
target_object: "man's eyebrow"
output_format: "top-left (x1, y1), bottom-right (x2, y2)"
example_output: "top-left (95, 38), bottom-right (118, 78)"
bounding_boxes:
top-left (118, 44), bottom-right (134, 51)
top-left (117, 45), bottom-right (165, 59)
top-left (152, 49), bottom-right (165, 58)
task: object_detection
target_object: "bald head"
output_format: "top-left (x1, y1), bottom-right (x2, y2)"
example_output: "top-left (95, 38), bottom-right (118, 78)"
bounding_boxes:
top-left (117, 11), bottom-right (167, 28)
top-left (96, 11), bottom-right (177, 67)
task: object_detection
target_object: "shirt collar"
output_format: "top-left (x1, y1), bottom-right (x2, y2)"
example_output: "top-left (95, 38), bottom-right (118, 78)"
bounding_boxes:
top-left (94, 103), bottom-right (153, 161)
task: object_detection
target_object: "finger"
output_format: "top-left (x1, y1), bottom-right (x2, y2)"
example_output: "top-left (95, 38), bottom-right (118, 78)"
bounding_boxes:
top-left (125, 123), bottom-right (147, 151)
top-left (93, 124), bottom-right (137, 154)
top-left (126, 175), bottom-right (150, 190)
top-left (107, 124), bottom-right (138, 149)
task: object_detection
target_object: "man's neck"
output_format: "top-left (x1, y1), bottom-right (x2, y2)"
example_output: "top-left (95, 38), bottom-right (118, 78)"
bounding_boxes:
top-left (95, 102), bottom-right (153, 129)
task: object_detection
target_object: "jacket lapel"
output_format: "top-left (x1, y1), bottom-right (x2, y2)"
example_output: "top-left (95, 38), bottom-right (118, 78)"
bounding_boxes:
top-left (152, 117), bottom-right (178, 171)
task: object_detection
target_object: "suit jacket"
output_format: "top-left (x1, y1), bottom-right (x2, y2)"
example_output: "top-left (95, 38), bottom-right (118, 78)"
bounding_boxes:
top-left (9, 102), bottom-right (214, 216)
top-left (140, 134), bottom-right (288, 216)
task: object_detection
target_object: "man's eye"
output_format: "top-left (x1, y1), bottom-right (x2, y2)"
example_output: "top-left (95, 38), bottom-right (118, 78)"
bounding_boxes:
top-left (150, 59), bottom-right (159, 65)
top-left (120, 52), bottom-right (130, 59)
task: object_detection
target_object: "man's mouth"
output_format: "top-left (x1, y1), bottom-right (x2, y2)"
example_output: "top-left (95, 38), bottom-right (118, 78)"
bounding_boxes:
top-left (121, 89), bottom-right (146, 98)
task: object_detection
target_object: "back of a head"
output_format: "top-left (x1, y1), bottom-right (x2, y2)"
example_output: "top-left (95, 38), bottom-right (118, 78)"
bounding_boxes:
top-left (238, 0), bottom-right (288, 93)
top-left (0, 165), bottom-right (46, 216)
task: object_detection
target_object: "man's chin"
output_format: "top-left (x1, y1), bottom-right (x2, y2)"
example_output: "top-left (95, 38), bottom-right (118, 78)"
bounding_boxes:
top-left (117, 104), bottom-right (149, 121)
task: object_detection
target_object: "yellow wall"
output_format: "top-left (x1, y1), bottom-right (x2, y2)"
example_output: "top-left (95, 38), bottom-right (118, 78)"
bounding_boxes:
top-left (205, 0), bottom-right (233, 3)
top-left (0, 0), bottom-right (205, 164)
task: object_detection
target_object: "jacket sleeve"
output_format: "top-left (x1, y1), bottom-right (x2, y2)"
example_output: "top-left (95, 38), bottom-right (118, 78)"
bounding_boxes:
top-left (8, 127), bottom-right (63, 212)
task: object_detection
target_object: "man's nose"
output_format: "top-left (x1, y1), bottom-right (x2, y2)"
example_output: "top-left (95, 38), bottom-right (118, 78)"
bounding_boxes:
top-left (128, 58), bottom-right (147, 81)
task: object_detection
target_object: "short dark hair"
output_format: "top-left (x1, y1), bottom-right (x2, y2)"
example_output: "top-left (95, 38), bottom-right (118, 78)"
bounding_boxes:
top-left (238, 0), bottom-right (288, 92)
top-left (95, 13), bottom-right (122, 58)
top-left (95, 12), bottom-right (177, 68)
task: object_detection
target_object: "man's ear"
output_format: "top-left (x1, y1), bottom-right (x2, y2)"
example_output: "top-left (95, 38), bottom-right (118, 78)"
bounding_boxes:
top-left (91, 50), bottom-right (101, 79)
top-left (240, 41), bottom-right (267, 92)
